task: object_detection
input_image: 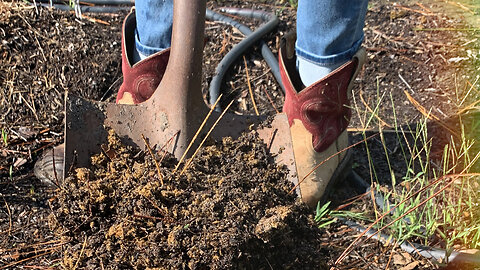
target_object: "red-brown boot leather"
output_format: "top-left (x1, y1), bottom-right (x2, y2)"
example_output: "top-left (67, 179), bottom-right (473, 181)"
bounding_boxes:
top-left (116, 11), bottom-right (170, 104)
top-left (280, 33), bottom-right (366, 207)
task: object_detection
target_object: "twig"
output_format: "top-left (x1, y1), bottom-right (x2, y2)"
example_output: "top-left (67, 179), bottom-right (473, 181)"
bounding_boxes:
top-left (180, 100), bottom-right (235, 176)
top-left (459, 76), bottom-right (479, 106)
top-left (141, 134), bottom-right (163, 186)
top-left (141, 194), bottom-right (166, 216)
top-left (4, 245), bottom-right (63, 261)
top-left (398, 73), bottom-right (414, 94)
top-left (403, 90), bottom-right (459, 138)
top-left (158, 131), bottom-right (179, 164)
top-left (243, 56), bottom-right (259, 115)
top-left (447, 1), bottom-right (476, 14)
top-left (261, 85), bottom-right (280, 114)
top-left (173, 94), bottom-right (223, 173)
top-left (414, 27), bottom-right (479, 31)
top-left (0, 249), bottom-right (58, 270)
top-left (335, 191), bottom-right (369, 211)
top-left (68, 11), bottom-right (110, 25)
top-left (0, 240), bottom-right (65, 252)
top-left (158, 130), bottom-right (180, 156)
top-left (73, 236), bottom-right (87, 270)
top-left (359, 90), bottom-right (392, 128)
top-left (393, 3), bottom-right (435, 16)
top-left (0, 149), bottom-right (29, 155)
top-left (19, 94), bottom-right (39, 121)
top-left (365, 47), bottom-right (408, 53)
top-left (415, 2), bottom-right (434, 14)
top-left (133, 213), bottom-right (164, 221)
top-left (457, 99), bottom-right (480, 115)
top-left (101, 76), bottom-right (122, 101)
top-left (2, 197), bottom-right (12, 236)
top-left (219, 31), bottom-right (229, 55)
top-left (384, 237), bottom-right (398, 269)
top-left (347, 127), bottom-right (415, 133)
top-left (23, 266), bottom-right (56, 269)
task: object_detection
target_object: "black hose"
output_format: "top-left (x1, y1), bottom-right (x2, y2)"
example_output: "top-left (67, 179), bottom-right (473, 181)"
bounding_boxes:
top-left (206, 8), bottom-right (284, 110)
top-left (205, 8), bottom-right (280, 110)
top-left (37, 3), bottom-right (131, 12)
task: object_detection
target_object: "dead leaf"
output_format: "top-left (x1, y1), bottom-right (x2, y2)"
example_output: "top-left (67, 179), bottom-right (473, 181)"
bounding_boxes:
top-left (399, 261), bottom-right (419, 270)
top-left (393, 252), bottom-right (413, 265)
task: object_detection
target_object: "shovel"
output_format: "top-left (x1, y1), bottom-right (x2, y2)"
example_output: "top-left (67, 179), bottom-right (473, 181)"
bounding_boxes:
top-left (64, 0), bottom-right (298, 187)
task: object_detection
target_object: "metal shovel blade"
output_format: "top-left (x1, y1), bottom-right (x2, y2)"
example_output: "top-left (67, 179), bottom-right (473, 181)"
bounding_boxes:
top-left (63, 0), bottom-right (298, 188)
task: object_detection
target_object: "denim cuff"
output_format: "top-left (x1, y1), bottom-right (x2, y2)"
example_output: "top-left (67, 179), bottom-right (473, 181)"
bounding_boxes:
top-left (295, 36), bottom-right (364, 66)
top-left (134, 28), bottom-right (166, 56)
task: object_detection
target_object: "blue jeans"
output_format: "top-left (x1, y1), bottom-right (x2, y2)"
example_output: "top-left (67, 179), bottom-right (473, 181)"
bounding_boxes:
top-left (135, 0), bottom-right (173, 54)
top-left (296, 0), bottom-right (368, 66)
top-left (134, 0), bottom-right (368, 65)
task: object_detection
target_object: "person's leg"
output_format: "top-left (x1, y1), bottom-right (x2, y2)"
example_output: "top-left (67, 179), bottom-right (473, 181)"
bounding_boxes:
top-left (115, 0), bottom-right (173, 104)
top-left (133, 0), bottom-right (173, 62)
top-left (280, 0), bottom-right (369, 207)
top-left (296, 0), bottom-right (368, 86)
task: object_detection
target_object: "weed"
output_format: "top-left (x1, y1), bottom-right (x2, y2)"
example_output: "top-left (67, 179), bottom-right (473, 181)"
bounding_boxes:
top-left (337, 65), bottom-right (480, 262)
top-left (315, 201), bottom-right (369, 229)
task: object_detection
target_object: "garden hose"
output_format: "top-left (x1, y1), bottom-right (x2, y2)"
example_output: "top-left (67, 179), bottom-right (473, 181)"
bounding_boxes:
top-left (206, 8), bottom-right (284, 110)
top-left (38, 3), bottom-right (130, 13)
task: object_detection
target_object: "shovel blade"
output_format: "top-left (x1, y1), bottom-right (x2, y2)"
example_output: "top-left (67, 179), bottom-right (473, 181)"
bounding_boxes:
top-left (64, 93), bottom-right (181, 177)
top-left (64, 94), bottom-right (110, 174)
top-left (64, 94), bottom-right (299, 191)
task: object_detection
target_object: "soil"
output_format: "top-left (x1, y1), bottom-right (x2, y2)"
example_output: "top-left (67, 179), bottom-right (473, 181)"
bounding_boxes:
top-left (50, 129), bottom-right (327, 269)
top-left (1, 0), bottom-right (479, 269)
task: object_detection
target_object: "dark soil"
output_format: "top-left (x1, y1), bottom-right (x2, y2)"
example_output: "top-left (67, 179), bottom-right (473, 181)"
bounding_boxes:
top-left (50, 129), bottom-right (327, 269)
top-left (1, 0), bottom-right (478, 269)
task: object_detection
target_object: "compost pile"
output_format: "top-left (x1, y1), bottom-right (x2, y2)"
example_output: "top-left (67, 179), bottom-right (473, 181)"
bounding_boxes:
top-left (50, 129), bottom-right (326, 269)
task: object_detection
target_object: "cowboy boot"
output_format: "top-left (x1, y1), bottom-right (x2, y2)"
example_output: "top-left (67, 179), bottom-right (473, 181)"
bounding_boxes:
top-left (116, 11), bottom-right (170, 104)
top-left (279, 33), bottom-right (366, 207)
top-left (34, 11), bottom-right (170, 184)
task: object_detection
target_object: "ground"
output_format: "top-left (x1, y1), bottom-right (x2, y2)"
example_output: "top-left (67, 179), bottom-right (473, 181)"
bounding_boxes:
top-left (0, 0), bottom-right (479, 269)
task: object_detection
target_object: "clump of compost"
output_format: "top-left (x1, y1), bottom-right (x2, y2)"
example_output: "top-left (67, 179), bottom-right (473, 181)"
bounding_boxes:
top-left (50, 129), bottom-right (326, 269)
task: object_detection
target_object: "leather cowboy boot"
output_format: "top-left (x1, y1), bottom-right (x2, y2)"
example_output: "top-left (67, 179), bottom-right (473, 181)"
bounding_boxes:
top-left (279, 33), bottom-right (366, 207)
top-left (116, 11), bottom-right (170, 104)
top-left (34, 11), bottom-right (170, 184)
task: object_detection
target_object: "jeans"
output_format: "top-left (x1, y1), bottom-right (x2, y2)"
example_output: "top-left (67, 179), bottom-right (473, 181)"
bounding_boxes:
top-left (134, 0), bottom-right (368, 65)
top-left (296, 0), bottom-right (368, 66)
top-left (135, 0), bottom-right (173, 54)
